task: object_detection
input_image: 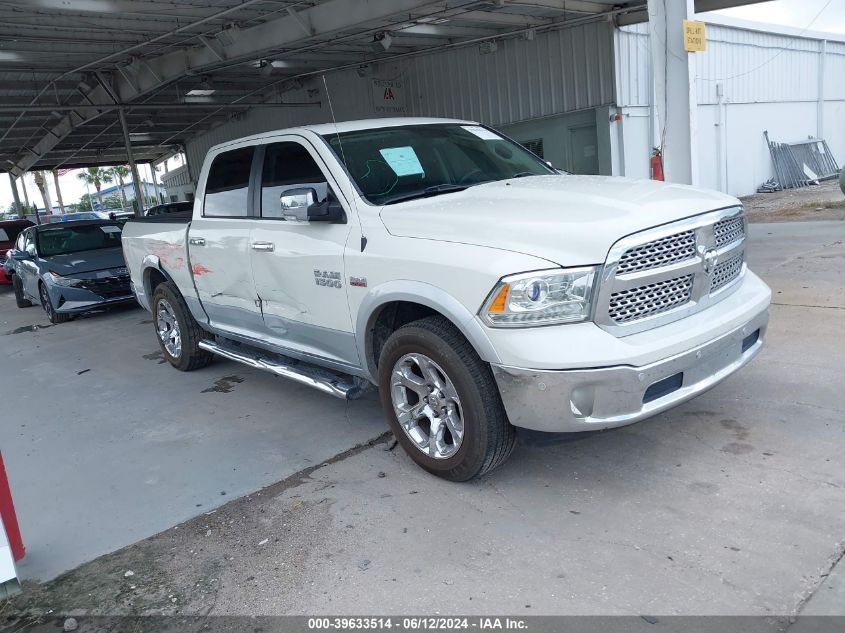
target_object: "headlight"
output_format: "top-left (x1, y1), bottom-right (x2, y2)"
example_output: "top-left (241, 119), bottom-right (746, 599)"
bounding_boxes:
top-left (48, 271), bottom-right (82, 287)
top-left (480, 267), bottom-right (597, 327)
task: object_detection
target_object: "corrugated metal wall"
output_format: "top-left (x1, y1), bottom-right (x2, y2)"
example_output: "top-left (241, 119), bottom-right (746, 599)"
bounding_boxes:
top-left (825, 40), bottom-right (845, 101)
top-left (615, 20), bottom-right (845, 197)
top-left (616, 22), bottom-right (836, 107)
top-left (186, 20), bottom-right (615, 176)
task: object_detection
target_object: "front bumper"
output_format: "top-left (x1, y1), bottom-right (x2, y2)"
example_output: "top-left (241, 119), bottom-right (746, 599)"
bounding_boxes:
top-left (46, 279), bottom-right (135, 314)
top-left (491, 307), bottom-right (768, 432)
top-left (54, 294), bottom-right (136, 313)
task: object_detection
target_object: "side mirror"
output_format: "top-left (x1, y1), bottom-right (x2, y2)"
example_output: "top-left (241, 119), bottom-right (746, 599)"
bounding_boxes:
top-left (280, 187), bottom-right (346, 224)
top-left (280, 187), bottom-right (317, 221)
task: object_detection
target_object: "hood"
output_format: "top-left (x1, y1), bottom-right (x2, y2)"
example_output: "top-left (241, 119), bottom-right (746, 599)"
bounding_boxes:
top-left (42, 246), bottom-right (127, 276)
top-left (379, 175), bottom-right (739, 267)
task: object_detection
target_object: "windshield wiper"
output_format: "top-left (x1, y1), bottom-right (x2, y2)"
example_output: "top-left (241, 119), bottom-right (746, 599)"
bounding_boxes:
top-left (511, 171), bottom-right (539, 179)
top-left (384, 183), bottom-right (468, 205)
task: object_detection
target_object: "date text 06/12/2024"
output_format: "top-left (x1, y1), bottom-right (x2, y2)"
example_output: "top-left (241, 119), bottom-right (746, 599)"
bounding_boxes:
top-left (307, 618), bottom-right (528, 630)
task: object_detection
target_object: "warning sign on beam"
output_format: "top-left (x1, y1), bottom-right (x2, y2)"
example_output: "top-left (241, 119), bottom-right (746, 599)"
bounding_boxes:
top-left (372, 79), bottom-right (406, 114)
top-left (683, 20), bottom-right (706, 52)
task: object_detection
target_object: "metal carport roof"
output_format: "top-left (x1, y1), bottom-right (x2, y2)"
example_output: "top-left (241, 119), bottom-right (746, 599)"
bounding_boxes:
top-left (0, 0), bottom-right (763, 175)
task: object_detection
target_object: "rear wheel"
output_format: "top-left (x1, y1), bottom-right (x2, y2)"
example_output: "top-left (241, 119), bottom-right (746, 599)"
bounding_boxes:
top-left (39, 282), bottom-right (69, 324)
top-left (378, 316), bottom-right (516, 481)
top-left (12, 275), bottom-right (32, 308)
top-left (152, 281), bottom-right (213, 371)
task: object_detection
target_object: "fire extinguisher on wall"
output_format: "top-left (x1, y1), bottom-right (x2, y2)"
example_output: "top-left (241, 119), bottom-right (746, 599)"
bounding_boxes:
top-left (650, 147), bottom-right (664, 181)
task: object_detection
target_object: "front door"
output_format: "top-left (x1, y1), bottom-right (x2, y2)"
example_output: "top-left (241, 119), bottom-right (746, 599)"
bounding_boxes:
top-left (188, 144), bottom-right (263, 335)
top-left (248, 138), bottom-right (357, 367)
top-left (19, 229), bottom-right (40, 299)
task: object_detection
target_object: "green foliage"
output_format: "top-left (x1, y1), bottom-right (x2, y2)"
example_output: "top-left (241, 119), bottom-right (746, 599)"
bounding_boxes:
top-left (110, 165), bottom-right (130, 179)
top-left (4, 201), bottom-right (32, 217)
top-left (76, 166), bottom-right (113, 187)
top-left (67, 192), bottom-right (97, 212)
top-left (102, 195), bottom-right (124, 209)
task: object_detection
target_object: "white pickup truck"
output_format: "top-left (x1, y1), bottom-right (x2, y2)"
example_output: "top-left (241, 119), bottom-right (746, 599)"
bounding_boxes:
top-left (122, 117), bottom-right (771, 481)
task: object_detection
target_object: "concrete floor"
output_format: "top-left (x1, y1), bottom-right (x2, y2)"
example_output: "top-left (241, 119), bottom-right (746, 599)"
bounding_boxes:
top-left (2, 220), bottom-right (844, 616)
top-left (0, 293), bottom-right (386, 582)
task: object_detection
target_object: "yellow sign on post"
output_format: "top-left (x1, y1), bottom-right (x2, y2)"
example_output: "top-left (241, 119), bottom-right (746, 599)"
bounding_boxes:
top-left (683, 20), bottom-right (706, 52)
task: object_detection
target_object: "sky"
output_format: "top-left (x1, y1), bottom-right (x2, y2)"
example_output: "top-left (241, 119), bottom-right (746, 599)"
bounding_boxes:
top-left (708, 0), bottom-right (845, 34)
top-left (1, 0), bottom-right (843, 211)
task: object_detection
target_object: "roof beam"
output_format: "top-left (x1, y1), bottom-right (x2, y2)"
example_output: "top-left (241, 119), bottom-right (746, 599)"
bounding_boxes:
top-left (112, 0), bottom-right (471, 102)
top-left (448, 11), bottom-right (548, 26)
top-left (503, 0), bottom-right (616, 14)
top-left (6, 0), bottom-right (468, 176)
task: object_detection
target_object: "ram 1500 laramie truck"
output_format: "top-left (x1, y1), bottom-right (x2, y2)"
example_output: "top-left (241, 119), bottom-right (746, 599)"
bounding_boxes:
top-left (122, 118), bottom-right (771, 481)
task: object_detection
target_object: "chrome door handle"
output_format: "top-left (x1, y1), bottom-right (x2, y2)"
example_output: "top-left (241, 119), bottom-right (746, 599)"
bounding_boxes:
top-left (189, 237), bottom-right (206, 246)
top-left (251, 242), bottom-right (275, 252)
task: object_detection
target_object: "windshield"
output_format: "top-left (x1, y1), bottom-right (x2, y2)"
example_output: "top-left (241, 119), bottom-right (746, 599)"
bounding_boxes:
top-left (323, 123), bottom-right (553, 205)
top-left (36, 223), bottom-right (123, 257)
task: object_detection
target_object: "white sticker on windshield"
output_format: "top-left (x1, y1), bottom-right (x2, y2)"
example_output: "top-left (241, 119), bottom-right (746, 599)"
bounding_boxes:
top-left (461, 125), bottom-right (502, 141)
top-left (100, 225), bottom-right (121, 234)
top-left (379, 146), bottom-right (425, 176)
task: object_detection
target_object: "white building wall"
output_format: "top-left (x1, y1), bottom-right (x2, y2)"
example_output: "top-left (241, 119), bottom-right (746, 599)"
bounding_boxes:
top-left (185, 21), bottom-right (616, 179)
top-left (616, 18), bottom-right (845, 197)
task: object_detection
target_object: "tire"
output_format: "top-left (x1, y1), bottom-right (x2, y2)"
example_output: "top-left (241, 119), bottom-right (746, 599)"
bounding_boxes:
top-left (152, 281), bottom-right (214, 371)
top-left (839, 165), bottom-right (845, 196)
top-left (39, 282), bottom-right (70, 324)
top-left (12, 275), bottom-right (32, 308)
top-left (378, 316), bottom-right (516, 481)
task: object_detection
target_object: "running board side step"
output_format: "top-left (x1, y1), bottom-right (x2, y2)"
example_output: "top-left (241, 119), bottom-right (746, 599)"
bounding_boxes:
top-left (198, 340), bottom-right (364, 400)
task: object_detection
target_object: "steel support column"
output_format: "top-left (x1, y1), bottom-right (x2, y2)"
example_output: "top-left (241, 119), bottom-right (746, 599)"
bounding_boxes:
top-left (8, 173), bottom-right (20, 210)
top-left (648, 0), bottom-right (699, 185)
top-left (118, 108), bottom-right (144, 215)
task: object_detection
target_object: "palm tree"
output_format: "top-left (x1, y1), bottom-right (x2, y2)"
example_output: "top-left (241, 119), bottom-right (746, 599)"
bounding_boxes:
top-left (32, 171), bottom-right (52, 221)
top-left (52, 169), bottom-right (66, 214)
top-left (109, 165), bottom-right (131, 211)
top-left (76, 167), bottom-right (113, 209)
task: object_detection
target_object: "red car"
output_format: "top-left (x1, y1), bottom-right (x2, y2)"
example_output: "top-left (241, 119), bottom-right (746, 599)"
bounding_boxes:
top-left (0, 219), bottom-right (34, 284)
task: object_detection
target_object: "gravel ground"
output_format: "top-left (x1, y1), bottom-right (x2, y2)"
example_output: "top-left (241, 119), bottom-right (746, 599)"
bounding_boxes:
top-left (743, 179), bottom-right (845, 223)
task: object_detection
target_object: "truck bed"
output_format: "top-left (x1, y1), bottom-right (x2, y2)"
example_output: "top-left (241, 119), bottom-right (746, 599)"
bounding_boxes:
top-left (121, 216), bottom-right (195, 312)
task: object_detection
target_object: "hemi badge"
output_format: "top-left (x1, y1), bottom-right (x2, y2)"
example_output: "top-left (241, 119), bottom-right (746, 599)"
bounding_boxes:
top-left (350, 276), bottom-right (367, 288)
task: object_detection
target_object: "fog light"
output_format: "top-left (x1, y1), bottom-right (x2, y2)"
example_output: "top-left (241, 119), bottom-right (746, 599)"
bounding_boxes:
top-left (570, 386), bottom-right (595, 419)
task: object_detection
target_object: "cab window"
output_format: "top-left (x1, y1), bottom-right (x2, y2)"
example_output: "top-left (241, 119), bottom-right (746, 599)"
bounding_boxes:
top-left (260, 142), bottom-right (329, 219)
top-left (204, 146), bottom-right (255, 217)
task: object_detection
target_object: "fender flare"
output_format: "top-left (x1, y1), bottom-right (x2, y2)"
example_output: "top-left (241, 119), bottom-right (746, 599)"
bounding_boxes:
top-left (355, 280), bottom-right (501, 379)
top-left (140, 255), bottom-right (174, 297)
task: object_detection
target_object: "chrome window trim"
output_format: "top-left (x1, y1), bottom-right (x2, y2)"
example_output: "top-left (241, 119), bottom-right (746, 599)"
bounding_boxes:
top-left (595, 206), bottom-right (746, 337)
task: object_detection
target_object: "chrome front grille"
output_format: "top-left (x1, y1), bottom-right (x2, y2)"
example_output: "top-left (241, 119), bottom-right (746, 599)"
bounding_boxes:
top-left (595, 207), bottom-right (747, 336)
top-left (616, 230), bottom-right (697, 274)
top-left (711, 254), bottom-right (743, 293)
top-left (713, 216), bottom-right (745, 248)
top-left (608, 275), bottom-right (694, 323)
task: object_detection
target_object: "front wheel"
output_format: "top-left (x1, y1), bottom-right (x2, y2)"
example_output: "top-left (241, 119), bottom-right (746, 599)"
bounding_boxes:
top-left (378, 316), bottom-right (516, 481)
top-left (12, 275), bottom-right (32, 308)
top-left (152, 281), bottom-right (213, 371)
top-left (40, 283), bottom-right (69, 323)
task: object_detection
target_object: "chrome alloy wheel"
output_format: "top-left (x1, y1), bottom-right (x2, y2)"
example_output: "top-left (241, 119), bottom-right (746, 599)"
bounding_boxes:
top-left (156, 298), bottom-right (182, 358)
top-left (390, 353), bottom-right (464, 459)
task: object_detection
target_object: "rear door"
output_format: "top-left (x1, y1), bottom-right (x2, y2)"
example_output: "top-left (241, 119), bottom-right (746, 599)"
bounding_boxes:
top-left (187, 145), bottom-right (263, 335)
top-left (248, 138), bottom-right (357, 367)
